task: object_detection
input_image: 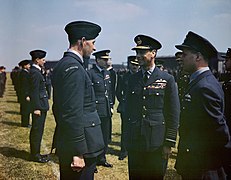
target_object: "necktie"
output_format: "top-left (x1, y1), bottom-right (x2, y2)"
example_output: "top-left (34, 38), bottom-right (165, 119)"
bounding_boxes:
top-left (143, 71), bottom-right (149, 83)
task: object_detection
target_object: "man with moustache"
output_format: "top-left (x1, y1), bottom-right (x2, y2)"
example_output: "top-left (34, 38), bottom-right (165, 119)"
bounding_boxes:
top-left (126, 34), bottom-right (180, 179)
top-left (87, 50), bottom-right (113, 168)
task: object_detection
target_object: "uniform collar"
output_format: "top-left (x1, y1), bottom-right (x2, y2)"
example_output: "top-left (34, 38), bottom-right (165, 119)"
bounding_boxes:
top-left (32, 64), bottom-right (41, 71)
top-left (67, 49), bottom-right (83, 63)
top-left (190, 67), bottom-right (209, 83)
top-left (141, 64), bottom-right (155, 76)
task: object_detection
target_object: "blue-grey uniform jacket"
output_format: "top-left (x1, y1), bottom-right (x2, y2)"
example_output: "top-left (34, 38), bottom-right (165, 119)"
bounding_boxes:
top-left (51, 52), bottom-right (104, 160)
top-left (126, 67), bottom-right (180, 151)
top-left (87, 65), bottom-right (113, 118)
top-left (175, 70), bottom-right (230, 174)
top-left (29, 66), bottom-right (49, 112)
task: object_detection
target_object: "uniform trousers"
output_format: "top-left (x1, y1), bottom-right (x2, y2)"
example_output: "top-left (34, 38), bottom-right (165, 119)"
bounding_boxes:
top-left (98, 117), bottom-right (111, 162)
top-left (59, 157), bottom-right (97, 180)
top-left (120, 113), bottom-right (128, 154)
top-left (128, 149), bottom-right (167, 180)
top-left (20, 99), bottom-right (31, 126)
top-left (29, 111), bottom-right (47, 155)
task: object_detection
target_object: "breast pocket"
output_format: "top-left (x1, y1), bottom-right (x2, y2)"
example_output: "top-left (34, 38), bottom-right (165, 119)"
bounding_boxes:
top-left (147, 88), bottom-right (165, 108)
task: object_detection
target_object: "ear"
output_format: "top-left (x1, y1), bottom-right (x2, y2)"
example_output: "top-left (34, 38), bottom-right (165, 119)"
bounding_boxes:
top-left (195, 52), bottom-right (202, 62)
top-left (81, 37), bottom-right (86, 46)
top-left (151, 50), bottom-right (156, 58)
top-left (35, 58), bottom-right (40, 64)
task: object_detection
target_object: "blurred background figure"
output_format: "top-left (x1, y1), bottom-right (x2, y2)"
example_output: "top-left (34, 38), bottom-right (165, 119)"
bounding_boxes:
top-left (0, 66), bottom-right (7, 98)
top-left (116, 55), bottom-right (139, 160)
top-left (222, 48), bottom-right (231, 179)
top-left (18, 60), bottom-right (31, 128)
top-left (29, 50), bottom-right (50, 163)
top-left (88, 50), bottom-right (114, 169)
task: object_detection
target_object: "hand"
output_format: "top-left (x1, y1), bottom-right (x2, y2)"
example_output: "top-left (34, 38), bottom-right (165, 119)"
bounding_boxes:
top-left (162, 146), bottom-right (171, 160)
top-left (71, 156), bottom-right (85, 172)
top-left (26, 96), bottom-right (30, 101)
top-left (34, 110), bottom-right (41, 116)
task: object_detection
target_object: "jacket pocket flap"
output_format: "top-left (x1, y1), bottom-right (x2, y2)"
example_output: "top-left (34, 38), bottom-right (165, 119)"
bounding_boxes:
top-left (83, 111), bottom-right (101, 127)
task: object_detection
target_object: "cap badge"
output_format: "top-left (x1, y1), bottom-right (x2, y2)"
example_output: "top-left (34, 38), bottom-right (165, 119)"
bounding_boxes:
top-left (137, 37), bottom-right (142, 45)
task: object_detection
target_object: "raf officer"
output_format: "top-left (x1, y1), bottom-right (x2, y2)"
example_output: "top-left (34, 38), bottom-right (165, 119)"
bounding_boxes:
top-left (29, 50), bottom-right (49, 163)
top-left (87, 50), bottom-right (113, 168)
top-left (222, 48), bottom-right (231, 179)
top-left (126, 34), bottom-right (180, 179)
top-left (116, 55), bottom-right (139, 160)
top-left (175, 31), bottom-right (230, 179)
top-left (18, 60), bottom-right (31, 127)
top-left (52, 21), bottom-right (105, 179)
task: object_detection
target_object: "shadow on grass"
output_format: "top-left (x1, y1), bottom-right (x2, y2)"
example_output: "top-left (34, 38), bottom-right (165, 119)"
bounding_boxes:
top-left (0, 146), bottom-right (30, 161)
top-left (1, 120), bottom-right (21, 127)
top-left (5, 110), bottom-right (20, 115)
top-left (6, 100), bottom-right (18, 103)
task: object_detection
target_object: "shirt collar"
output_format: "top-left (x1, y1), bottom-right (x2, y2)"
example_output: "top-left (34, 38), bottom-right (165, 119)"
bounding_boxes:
top-left (142, 64), bottom-right (155, 76)
top-left (67, 49), bottom-right (83, 63)
top-left (190, 67), bottom-right (209, 82)
top-left (32, 64), bottom-right (41, 71)
top-left (96, 65), bottom-right (104, 72)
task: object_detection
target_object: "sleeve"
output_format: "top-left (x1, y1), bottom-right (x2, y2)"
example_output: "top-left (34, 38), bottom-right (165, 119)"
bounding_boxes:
top-left (164, 75), bottom-right (180, 147)
top-left (201, 86), bottom-right (230, 148)
top-left (116, 74), bottom-right (123, 103)
top-left (60, 65), bottom-right (87, 156)
top-left (30, 71), bottom-right (42, 110)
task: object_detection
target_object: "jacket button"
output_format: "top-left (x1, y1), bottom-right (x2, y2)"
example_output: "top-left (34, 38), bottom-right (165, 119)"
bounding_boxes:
top-left (186, 149), bottom-right (190, 152)
top-left (143, 96), bottom-right (146, 99)
top-left (92, 123), bottom-right (95, 126)
top-left (156, 92), bottom-right (159, 96)
top-left (143, 115), bottom-right (145, 118)
top-left (144, 87), bottom-right (146, 90)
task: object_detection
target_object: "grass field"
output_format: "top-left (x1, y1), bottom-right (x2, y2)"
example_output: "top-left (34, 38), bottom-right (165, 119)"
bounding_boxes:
top-left (0, 73), bottom-right (181, 179)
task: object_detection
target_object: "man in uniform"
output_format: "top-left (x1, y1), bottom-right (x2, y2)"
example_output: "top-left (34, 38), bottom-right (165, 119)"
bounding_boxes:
top-left (29, 50), bottom-right (49, 163)
top-left (175, 31), bottom-right (230, 179)
top-left (116, 55), bottom-right (139, 160)
top-left (51, 21), bottom-right (105, 179)
top-left (175, 51), bottom-right (190, 101)
top-left (222, 48), bottom-right (231, 179)
top-left (0, 66), bottom-right (6, 98)
top-left (18, 60), bottom-right (31, 127)
top-left (87, 50), bottom-right (113, 168)
top-left (126, 34), bottom-right (180, 179)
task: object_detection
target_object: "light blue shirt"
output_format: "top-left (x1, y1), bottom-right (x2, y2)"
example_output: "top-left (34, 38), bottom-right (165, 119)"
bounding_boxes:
top-left (142, 65), bottom-right (156, 78)
top-left (190, 67), bottom-right (210, 83)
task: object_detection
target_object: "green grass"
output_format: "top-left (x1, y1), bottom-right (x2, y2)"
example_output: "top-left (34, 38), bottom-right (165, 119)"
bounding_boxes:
top-left (0, 73), bottom-right (181, 179)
